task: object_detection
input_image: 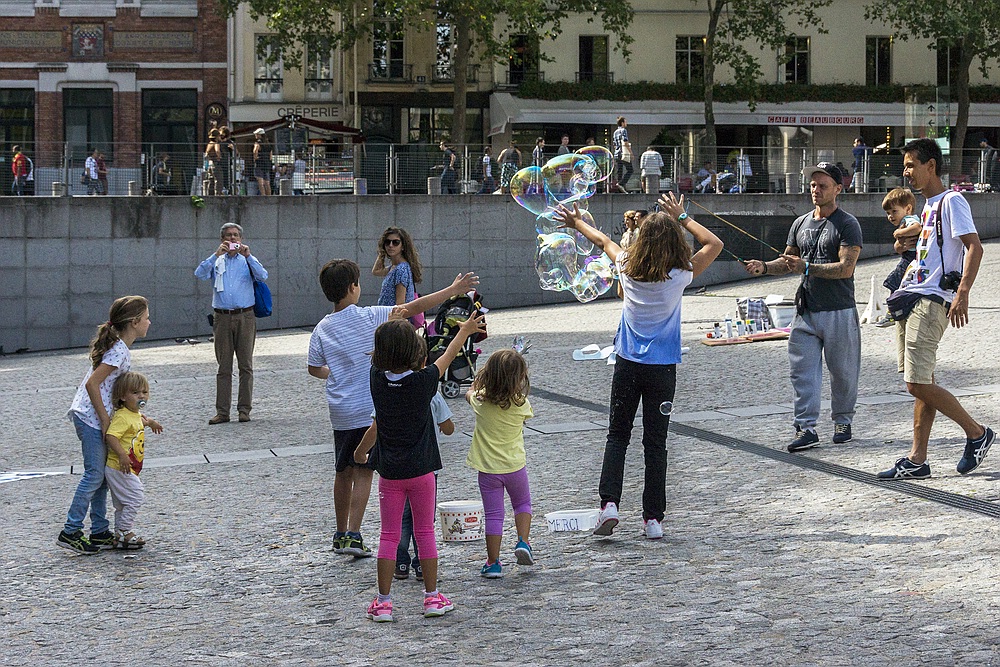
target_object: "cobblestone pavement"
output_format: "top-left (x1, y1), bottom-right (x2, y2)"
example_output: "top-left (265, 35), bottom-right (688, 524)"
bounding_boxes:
top-left (3, 245), bottom-right (1000, 666)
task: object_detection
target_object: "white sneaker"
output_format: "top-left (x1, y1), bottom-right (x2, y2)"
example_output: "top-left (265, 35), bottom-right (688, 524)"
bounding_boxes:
top-left (593, 502), bottom-right (619, 536)
top-left (643, 519), bottom-right (663, 540)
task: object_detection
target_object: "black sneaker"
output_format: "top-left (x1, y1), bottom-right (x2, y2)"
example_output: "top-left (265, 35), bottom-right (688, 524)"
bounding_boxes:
top-left (88, 530), bottom-right (116, 550)
top-left (342, 533), bottom-right (373, 558)
top-left (832, 424), bottom-right (853, 444)
top-left (394, 561), bottom-right (410, 580)
top-left (57, 530), bottom-right (99, 555)
top-left (957, 426), bottom-right (995, 475)
top-left (877, 457), bottom-right (931, 480)
top-left (788, 428), bottom-right (819, 452)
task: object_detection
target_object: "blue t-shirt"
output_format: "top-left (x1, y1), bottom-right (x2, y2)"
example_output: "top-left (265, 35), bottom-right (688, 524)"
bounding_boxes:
top-left (614, 254), bottom-right (692, 365)
top-left (378, 261), bottom-right (415, 306)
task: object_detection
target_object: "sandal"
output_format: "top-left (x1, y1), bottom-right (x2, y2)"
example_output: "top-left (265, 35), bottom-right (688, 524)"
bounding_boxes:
top-left (114, 530), bottom-right (146, 550)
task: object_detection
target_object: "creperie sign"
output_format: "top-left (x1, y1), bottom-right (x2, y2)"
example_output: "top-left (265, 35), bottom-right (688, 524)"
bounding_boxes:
top-left (767, 115), bottom-right (864, 125)
top-left (277, 106), bottom-right (340, 119)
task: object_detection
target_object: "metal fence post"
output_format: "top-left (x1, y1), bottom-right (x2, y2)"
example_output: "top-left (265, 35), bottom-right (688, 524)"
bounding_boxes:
top-left (388, 143), bottom-right (396, 194)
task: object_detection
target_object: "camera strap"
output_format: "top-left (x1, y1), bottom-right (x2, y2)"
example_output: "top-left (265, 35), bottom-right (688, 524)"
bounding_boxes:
top-left (933, 191), bottom-right (964, 276)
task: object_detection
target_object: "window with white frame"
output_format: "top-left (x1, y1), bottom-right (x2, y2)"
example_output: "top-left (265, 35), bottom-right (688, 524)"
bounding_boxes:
top-left (306, 39), bottom-right (334, 100)
top-left (255, 35), bottom-right (283, 101)
top-left (784, 36), bottom-right (810, 85)
top-left (434, 10), bottom-right (453, 81)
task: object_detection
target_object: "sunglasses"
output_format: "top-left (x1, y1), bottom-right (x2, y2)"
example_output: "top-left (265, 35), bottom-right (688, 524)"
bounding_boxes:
top-left (384, 239), bottom-right (402, 247)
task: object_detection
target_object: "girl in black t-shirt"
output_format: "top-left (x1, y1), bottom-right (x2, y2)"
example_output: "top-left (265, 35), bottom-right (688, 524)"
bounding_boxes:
top-left (354, 314), bottom-right (485, 623)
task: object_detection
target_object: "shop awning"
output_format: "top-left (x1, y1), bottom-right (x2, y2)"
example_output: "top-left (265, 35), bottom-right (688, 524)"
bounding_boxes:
top-left (489, 92), bottom-right (1000, 130)
top-left (231, 117), bottom-right (363, 141)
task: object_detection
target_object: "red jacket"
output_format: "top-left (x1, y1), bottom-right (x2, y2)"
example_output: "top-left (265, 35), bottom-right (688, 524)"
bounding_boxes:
top-left (12, 152), bottom-right (28, 177)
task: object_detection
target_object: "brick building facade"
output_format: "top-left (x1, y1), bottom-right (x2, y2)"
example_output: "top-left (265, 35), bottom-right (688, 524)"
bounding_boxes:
top-left (0, 0), bottom-right (227, 194)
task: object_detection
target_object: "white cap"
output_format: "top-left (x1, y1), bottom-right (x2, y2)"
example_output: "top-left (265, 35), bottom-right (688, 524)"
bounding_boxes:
top-left (253, 128), bottom-right (265, 135)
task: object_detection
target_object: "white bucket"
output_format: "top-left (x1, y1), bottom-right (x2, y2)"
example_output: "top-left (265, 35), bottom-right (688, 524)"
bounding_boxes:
top-left (544, 509), bottom-right (600, 533)
top-left (768, 303), bottom-right (797, 328)
top-left (438, 500), bottom-right (484, 542)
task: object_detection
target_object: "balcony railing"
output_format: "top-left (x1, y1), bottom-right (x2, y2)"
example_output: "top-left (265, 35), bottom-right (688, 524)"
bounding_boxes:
top-left (432, 63), bottom-right (481, 83)
top-left (576, 71), bottom-right (614, 84)
top-left (304, 78), bottom-right (334, 100)
top-left (503, 70), bottom-right (544, 87)
top-left (254, 78), bottom-right (283, 101)
top-left (368, 63), bottom-right (413, 83)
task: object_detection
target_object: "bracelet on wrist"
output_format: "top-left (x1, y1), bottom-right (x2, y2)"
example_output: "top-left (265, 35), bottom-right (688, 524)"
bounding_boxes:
top-left (761, 262), bottom-right (768, 275)
top-left (677, 212), bottom-right (689, 222)
top-left (804, 261), bottom-right (810, 276)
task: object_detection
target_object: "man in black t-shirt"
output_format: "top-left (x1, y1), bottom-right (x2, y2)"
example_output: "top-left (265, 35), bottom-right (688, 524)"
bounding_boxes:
top-left (745, 162), bottom-right (863, 452)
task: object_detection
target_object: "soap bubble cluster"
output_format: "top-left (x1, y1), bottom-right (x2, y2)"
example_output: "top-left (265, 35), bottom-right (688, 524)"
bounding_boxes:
top-left (511, 146), bottom-right (616, 303)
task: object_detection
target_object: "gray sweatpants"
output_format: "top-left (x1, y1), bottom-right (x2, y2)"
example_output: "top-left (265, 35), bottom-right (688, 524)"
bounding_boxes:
top-left (787, 307), bottom-right (860, 431)
top-left (105, 466), bottom-right (145, 533)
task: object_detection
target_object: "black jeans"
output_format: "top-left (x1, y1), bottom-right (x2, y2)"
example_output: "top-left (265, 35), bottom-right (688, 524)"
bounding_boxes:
top-left (599, 356), bottom-right (676, 522)
top-left (397, 499), bottom-right (419, 566)
top-left (615, 159), bottom-right (634, 190)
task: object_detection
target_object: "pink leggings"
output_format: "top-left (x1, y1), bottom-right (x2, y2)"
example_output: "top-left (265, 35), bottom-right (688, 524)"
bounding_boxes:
top-left (478, 467), bottom-right (532, 535)
top-left (377, 472), bottom-right (438, 560)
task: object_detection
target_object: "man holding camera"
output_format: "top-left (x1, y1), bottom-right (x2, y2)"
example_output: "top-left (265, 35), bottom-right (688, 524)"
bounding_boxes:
top-left (194, 223), bottom-right (268, 425)
top-left (877, 138), bottom-right (993, 479)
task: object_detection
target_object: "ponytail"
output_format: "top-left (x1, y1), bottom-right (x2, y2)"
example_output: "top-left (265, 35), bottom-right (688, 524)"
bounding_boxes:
top-left (89, 295), bottom-right (148, 368)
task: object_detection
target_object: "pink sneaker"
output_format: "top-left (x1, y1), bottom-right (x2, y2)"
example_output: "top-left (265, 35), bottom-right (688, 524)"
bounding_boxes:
top-left (423, 592), bottom-right (455, 618)
top-left (366, 597), bottom-right (393, 623)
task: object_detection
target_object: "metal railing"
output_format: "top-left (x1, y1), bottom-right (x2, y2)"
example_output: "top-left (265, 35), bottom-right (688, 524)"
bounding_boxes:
top-left (4, 140), bottom-right (996, 198)
top-left (502, 70), bottom-right (544, 87)
top-left (433, 64), bottom-right (481, 83)
top-left (368, 63), bottom-right (414, 83)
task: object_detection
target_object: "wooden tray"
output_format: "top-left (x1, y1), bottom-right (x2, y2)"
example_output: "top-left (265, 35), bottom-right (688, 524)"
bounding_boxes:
top-left (701, 330), bottom-right (789, 346)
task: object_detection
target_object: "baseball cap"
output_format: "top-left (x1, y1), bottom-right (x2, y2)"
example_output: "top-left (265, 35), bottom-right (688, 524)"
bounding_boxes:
top-left (253, 128), bottom-right (266, 135)
top-left (802, 162), bottom-right (844, 185)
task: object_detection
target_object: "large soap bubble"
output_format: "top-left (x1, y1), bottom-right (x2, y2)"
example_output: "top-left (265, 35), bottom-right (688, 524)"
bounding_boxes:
top-left (510, 146), bottom-right (619, 303)
top-left (510, 166), bottom-right (548, 218)
top-left (575, 145), bottom-right (614, 183)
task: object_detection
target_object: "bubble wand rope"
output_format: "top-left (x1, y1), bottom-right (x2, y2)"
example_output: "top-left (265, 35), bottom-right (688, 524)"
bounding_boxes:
top-left (685, 198), bottom-right (785, 262)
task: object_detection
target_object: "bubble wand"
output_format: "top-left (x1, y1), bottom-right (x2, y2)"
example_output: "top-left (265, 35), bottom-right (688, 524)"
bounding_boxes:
top-left (684, 198), bottom-right (785, 262)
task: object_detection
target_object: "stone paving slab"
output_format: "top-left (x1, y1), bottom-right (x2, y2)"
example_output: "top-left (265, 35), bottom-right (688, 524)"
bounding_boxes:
top-left (2, 246), bottom-right (1000, 665)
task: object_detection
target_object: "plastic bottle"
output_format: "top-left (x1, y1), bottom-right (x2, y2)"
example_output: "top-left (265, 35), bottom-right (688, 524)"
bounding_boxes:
top-left (724, 315), bottom-right (734, 338)
top-left (736, 319), bottom-right (746, 336)
top-left (713, 322), bottom-right (722, 339)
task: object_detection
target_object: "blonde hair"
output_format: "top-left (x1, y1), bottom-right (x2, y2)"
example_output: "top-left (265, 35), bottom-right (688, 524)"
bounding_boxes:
top-left (620, 212), bottom-right (692, 283)
top-left (882, 187), bottom-right (915, 213)
top-left (90, 296), bottom-right (148, 369)
top-left (470, 349), bottom-right (529, 410)
top-left (111, 371), bottom-right (149, 408)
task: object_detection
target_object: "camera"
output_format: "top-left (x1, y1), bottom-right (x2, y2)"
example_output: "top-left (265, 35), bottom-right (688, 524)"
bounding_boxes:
top-left (939, 270), bottom-right (962, 292)
top-left (228, 242), bottom-right (240, 251)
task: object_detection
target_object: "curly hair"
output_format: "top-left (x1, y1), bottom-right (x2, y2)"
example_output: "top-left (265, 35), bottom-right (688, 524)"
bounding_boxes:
top-left (378, 227), bottom-right (423, 283)
top-left (620, 212), bottom-right (692, 283)
top-left (89, 296), bottom-right (148, 369)
top-left (470, 349), bottom-right (529, 410)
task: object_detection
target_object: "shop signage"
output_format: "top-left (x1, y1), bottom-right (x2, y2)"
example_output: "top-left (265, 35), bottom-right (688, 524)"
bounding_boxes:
top-left (767, 115), bottom-right (864, 125)
top-left (0, 31), bottom-right (61, 49)
top-left (276, 105), bottom-right (340, 119)
top-left (115, 31), bottom-right (195, 50)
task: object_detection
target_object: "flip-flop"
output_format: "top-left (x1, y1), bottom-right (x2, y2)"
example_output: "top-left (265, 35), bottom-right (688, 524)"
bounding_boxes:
top-left (572, 344), bottom-right (603, 361)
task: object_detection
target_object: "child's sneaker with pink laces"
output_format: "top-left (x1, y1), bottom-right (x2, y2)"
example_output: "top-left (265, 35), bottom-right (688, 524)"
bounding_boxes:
top-left (423, 592), bottom-right (454, 618)
top-left (366, 597), bottom-right (393, 623)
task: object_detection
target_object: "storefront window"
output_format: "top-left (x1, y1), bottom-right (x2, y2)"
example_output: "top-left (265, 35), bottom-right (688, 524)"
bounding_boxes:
top-left (64, 88), bottom-right (113, 162)
top-left (406, 107), bottom-right (482, 145)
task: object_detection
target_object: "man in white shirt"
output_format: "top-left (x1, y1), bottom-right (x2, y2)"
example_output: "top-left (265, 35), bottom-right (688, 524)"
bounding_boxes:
top-left (877, 138), bottom-right (993, 480)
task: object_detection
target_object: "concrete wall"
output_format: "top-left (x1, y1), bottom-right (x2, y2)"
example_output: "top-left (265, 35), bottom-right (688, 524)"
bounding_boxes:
top-left (3, 193), bottom-right (999, 352)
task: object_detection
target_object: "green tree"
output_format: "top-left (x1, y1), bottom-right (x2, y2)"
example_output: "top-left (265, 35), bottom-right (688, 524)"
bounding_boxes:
top-left (218, 0), bottom-right (635, 144)
top-left (865, 1), bottom-right (1000, 179)
top-left (695, 0), bottom-right (830, 157)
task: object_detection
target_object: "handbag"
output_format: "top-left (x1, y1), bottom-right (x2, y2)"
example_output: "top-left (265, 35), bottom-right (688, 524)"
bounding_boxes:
top-left (621, 142), bottom-right (633, 162)
top-left (886, 289), bottom-right (923, 321)
top-left (244, 257), bottom-right (272, 318)
top-left (81, 170), bottom-right (90, 185)
top-left (409, 292), bottom-right (426, 329)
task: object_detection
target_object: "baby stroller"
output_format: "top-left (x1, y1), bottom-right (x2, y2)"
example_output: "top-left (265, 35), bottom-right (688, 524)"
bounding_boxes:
top-left (425, 291), bottom-right (487, 398)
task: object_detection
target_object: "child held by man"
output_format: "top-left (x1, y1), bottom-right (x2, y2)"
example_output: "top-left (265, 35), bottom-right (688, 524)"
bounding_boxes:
top-left (875, 187), bottom-right (922, 327)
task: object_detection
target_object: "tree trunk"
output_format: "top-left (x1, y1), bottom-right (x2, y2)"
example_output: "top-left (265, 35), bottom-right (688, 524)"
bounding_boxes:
top-left (702, 1), bottom-right (724, 164)
top-left (452, 11), bottom-right (472, 151)
top-left (950, 39), bottom-right (975, 181)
